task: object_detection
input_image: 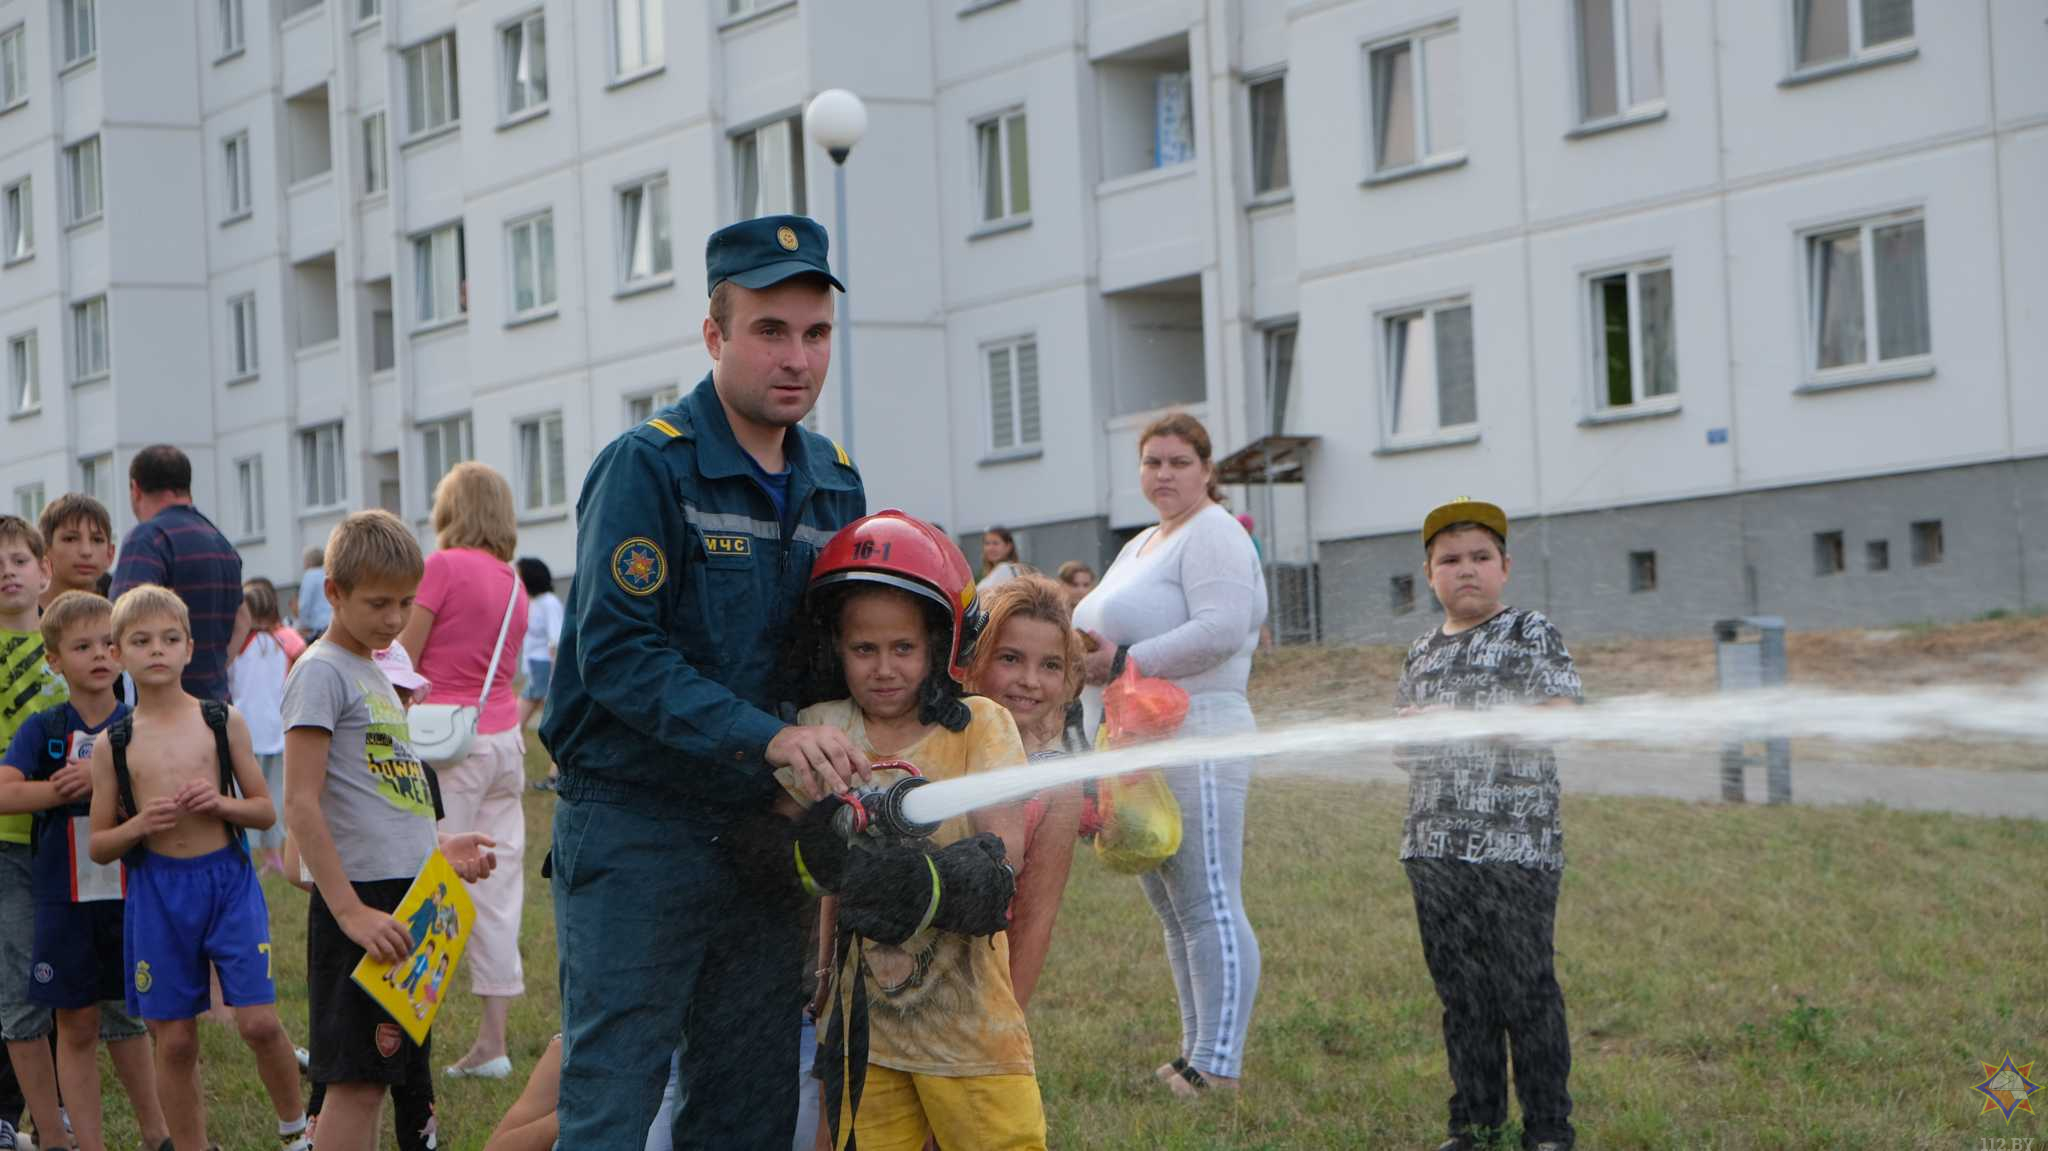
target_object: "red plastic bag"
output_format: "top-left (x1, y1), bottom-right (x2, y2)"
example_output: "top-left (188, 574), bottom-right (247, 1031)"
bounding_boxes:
top-left (1101, 658), bottom-right (1189, 748)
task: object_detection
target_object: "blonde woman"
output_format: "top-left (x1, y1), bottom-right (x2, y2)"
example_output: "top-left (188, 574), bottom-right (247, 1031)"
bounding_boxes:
top-left (398, 461), bottom-right (529, 1080)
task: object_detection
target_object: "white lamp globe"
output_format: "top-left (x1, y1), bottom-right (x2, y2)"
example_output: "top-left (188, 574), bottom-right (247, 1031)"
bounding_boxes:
top-left (805, 89), bottom-right (868, 162)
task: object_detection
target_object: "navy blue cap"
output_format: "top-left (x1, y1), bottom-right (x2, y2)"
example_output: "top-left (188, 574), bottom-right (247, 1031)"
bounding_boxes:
top-left (704, 215), bottom-right (845, 296)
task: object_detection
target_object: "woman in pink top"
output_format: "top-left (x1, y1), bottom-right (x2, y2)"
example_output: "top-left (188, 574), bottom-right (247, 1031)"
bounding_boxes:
top-left (398, 461), bottom-right (530, 1080)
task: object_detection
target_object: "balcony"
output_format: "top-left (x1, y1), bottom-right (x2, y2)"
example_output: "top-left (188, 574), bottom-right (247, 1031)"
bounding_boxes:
top-left (280, 3), bottom-right (333, 95)
top-left (1096, 163), bottom-right (1200, 293)
top-left (1093, 32), bottom-right (1201, 292)
top-left (286, 176), bottom-right (337, 263)
top-left (293, 341), bottom-right (343, 425)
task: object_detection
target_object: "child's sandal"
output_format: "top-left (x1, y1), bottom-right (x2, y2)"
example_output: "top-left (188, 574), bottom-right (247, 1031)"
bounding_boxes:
top-left (1165, 1062), bottom-right (1210, 1097)
top-left (1154, 1056), bottom-right (1189, 1083)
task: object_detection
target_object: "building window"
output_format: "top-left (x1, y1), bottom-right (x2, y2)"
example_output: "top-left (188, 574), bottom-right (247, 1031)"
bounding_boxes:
top-left (732, 117), bottom-right (805, 220)
top-left (14, 483), bottom-right (43, 521)
top-left (227, 293), bottom-right (258, 380)
top-left (517, 413), bottom-right (567, 512)
top-left (1865, 539), bottom-right (1889, 572)
top-left (984, 336), bottom-right (1040, 453)
top-left (1369, 23), bottom-right (1462, 174)
top-left (1576, 0), bottom-right (1662, 123)
top-left (58, 0), bottom-right (94, 67)
top-left (626, 386), bottom-right (679, 426)
top-left (1385, 300), bottom-right (1476, 440)
top-left (506, 211), bottom-right (557, 319)
top-left (4, 179), bottom-right (31, 263)
top-left (404, 33), bottom-right (460, 139)
top-left (70, 296), bottom-right (106, 381)
top-left (358, 0), bottom-right (380, 23)
top-left (218, 0), bottom-right (245, 57)
top-left (412, 223), bottom-right (466, 327)
top-left (974, 110), bottom-right (1030, 226)
top-left (419, 414), bottom-right (472, 494)
top-left (78, 453), bottom-right (110, 505)
top-left (1629, 550), bottom-right (1658, 593)
top-left (223, 132), bottom-right (252, 220)
top-left (1910, 519), bottom-right (1942, 566)
top-left (1591, 263), bottom-right (1676, 409)
top-left (1248, 74), bottom-right (1289, 197)
top-left (8, 331), bottom-right (34, 414)
top-left (501, 11), bottom-right (548, 120)
top-left (361, 112), bottom-right (387, 195)
top-left (234, 455), bottom-right (264, 540)
top-left (1809, 213), bottom-right (1928, 375)
top-left (0, 24), bottom-right (27, 107)
top-left (371, 308), bottom-right (394, 371)
top-left (63, 136), bottom-right (100, 226)
top-left (612, 0), bottom-right (664, 78)
top-left (1795, 0), bottom-right (1913, 71)
top-left (1390, 573), bottom-right (1416, 615)
top-left (300, 422), bottom-right (345, 509)
top-left (1814, 530), bottom-right (1845, 576)
top-left (1262, 323), bottom-right (1297, 436)
top-left (282, 0), bottom-right (322, 18)
top-left (618, 175), bottom-right (672, 287)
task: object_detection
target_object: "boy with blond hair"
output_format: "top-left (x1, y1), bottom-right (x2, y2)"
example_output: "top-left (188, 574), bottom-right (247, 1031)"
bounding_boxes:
top-left (0, 517), bottom-right (67, 1151)
top-left (36, 494), bottom-right (115, 611)
top-left (87, 584), bottom-right (310, 1151)
top-left (283, 510), bottom-right (495, 1151)
top-left (0, 591), bottom-right (169, 1151)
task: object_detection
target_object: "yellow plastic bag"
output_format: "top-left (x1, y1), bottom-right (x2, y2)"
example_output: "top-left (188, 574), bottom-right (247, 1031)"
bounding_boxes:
top-left (1091, 661), bottom-right (1186, 874)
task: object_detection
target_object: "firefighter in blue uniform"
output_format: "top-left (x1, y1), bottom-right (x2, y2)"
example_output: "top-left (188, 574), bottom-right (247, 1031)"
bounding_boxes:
top-left (541, 214), bottom-right (870, 1147)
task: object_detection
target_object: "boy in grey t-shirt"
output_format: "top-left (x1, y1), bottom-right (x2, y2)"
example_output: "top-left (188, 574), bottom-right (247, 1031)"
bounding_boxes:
top-left (281, 510), bottom-right (497, 1151)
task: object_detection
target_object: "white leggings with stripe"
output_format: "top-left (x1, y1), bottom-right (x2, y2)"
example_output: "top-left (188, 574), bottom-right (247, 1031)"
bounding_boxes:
top-left (1139, 692), bottom-right (1261, 1080)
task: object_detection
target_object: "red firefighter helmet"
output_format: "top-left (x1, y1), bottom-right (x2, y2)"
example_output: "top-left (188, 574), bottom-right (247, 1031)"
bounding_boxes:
top-left (809, 510), bottom-right (984, 682)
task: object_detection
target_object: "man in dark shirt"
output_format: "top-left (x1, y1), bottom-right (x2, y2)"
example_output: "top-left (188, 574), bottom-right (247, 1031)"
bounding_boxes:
top-left (109, 445), bottom-right (249, 702)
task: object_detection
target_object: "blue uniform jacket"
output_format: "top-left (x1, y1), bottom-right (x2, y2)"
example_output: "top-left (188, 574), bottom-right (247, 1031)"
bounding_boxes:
top-left (539, 375), bottom-right (865, 812)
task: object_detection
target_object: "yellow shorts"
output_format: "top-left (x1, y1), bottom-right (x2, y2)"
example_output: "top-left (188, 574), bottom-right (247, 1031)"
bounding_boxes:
top-left (837, 1065), bottom-right (1047, 1151)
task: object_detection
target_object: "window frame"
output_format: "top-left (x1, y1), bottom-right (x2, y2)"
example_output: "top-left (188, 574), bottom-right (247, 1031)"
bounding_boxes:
top-left (357, 0), bottom-right (381, 26)
top-left (1260, 320), bottom-right (1299, 437)
top-left (8, 329), bottom-right (36, 416)
top-left (299, 421), bottom-right (347, 512)
top-left (1585, 258), bottom-right (1678, 415)
top-left (3, 177), bottom-right (32, 265)
top-left (609, 0), bottom-right (666, 84)
top-left (361, 111), bottom-right (388, 196)
top-left (1377, 295), bottom-right (1479, 449)
top-left (499, 9), bottom-right (549, 126)
top-left (1246, 71), bottom-right (1291, 201)
top-left (729, 114), bottom-right (807, 222)
top-left (615, 173), bottom-right (673, 292)
top-left (402, 32), bottom-right (461, 142)
top-left (1800, 208), bottom-right (1931, 389)
top-left (410, 221), bottom-right (468, 331)
top-left (980, 333), bottom-right (1042, 459)
top-left (970, 107), bottom-right (1030, 232)
top-left (625, 385), bottom-right (680, 428)
top-left (63, 135), bottom-right (101, 228)
top-left (1628, 549), bottom-right (1658, 593)
top-left (217, 0), bottom-right (245, 60)
top-left (222, 131), bottom-right (253, 222)
top-left (1909, 519), bottom-right (1943, 567)
top-left (0, 23), bottom-right (28, 110)
top-left (515, 411), bottom-right (569, 515)
top-left (58, 0), bottom-right (95, 70)
top-left (1813, 530), bottom-right (1846, 577)
top-left (226, 292), bottom-right (258, 382)
top-left (1788, 0), bottom-right (1917, 80)
top-left (504, 209), bottom-right (559, 323)
top-left (418, 413), bottom-right (473, 497)
top-left (78, 452), bottom-right (110, 506)
top-left (14, 482), bottom-right (44, 522)
top-left (1572, 0), bottom-right (1667, 131)
top-left (1363, 20), bottom-right (1465, 182)
top-left (70, 295), bottom-right (107, 383)
top-left (233, 454), bottom-right (264, 542)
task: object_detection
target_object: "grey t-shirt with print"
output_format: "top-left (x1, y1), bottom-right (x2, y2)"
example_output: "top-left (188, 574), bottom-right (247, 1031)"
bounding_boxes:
top-left (1393, 607), bottom-right (1582, 871)
top-left (281, 641), bottom-right (438, 883)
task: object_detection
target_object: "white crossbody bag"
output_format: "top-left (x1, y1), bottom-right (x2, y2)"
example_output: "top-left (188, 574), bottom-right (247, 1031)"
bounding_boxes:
top-left (407, 568), bottom-right (521, 767)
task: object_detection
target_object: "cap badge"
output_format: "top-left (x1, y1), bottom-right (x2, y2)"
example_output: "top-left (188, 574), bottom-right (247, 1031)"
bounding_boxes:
top-left (776, 226), bottom-right (799, 251)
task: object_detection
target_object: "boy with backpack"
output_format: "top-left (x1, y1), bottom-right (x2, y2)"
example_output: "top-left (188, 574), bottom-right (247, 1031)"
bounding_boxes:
top-left (86, 584), bottom-right (310, 1151)
top-left (0, 591), bottom-right (169, 1151)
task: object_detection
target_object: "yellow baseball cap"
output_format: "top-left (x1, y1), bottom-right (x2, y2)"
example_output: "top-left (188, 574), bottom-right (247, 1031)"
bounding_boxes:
top-left (1422, 498), bottom-right (1509, 548)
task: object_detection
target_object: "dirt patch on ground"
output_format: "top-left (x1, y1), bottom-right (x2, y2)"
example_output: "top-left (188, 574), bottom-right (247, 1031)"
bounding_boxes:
top-left (1249, 615), bottom-right (2048, 771)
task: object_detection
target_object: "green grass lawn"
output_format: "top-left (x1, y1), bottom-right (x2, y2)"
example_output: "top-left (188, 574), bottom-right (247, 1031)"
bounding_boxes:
top-left (80, 747), bottom-right (2045, 1150)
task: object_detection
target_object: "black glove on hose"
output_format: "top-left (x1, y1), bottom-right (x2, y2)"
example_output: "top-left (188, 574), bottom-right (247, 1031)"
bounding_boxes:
top-left (837, 832), bottom-right (1015, 946)
top-left (792, 796), bottom-right (853, 893)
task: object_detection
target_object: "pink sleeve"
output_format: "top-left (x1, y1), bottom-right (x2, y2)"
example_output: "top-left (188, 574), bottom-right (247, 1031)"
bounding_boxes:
top-left (416, 550), bottom-right (453, 613)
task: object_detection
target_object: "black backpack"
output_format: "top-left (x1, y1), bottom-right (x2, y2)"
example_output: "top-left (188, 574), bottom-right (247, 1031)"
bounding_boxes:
top-left (107, 700), bottom-right (247, 864)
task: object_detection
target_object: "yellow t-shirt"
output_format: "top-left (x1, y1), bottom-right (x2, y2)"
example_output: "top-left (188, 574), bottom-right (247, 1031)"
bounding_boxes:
top-left (786, 695), bottom-right (1035, 1078)
top-left (0, 630), bottom-right (68, 844)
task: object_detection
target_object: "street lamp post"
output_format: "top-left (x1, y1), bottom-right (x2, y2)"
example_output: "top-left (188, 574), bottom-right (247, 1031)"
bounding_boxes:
top-left (805, 89), bottom-right (868, 456)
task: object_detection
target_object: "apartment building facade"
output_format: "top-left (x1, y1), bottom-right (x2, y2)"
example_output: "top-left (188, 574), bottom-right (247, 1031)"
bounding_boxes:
top-left (0, 0), bottom-right (2040, 642)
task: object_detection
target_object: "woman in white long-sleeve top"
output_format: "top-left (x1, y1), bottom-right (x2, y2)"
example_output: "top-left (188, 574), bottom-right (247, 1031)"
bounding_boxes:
top-left (1073, 410), bottom-right (1269, 1096)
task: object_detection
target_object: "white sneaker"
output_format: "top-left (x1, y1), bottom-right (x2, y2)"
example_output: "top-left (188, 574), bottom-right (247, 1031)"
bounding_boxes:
top-left (444, 1054), bottom-right (513, 1079)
